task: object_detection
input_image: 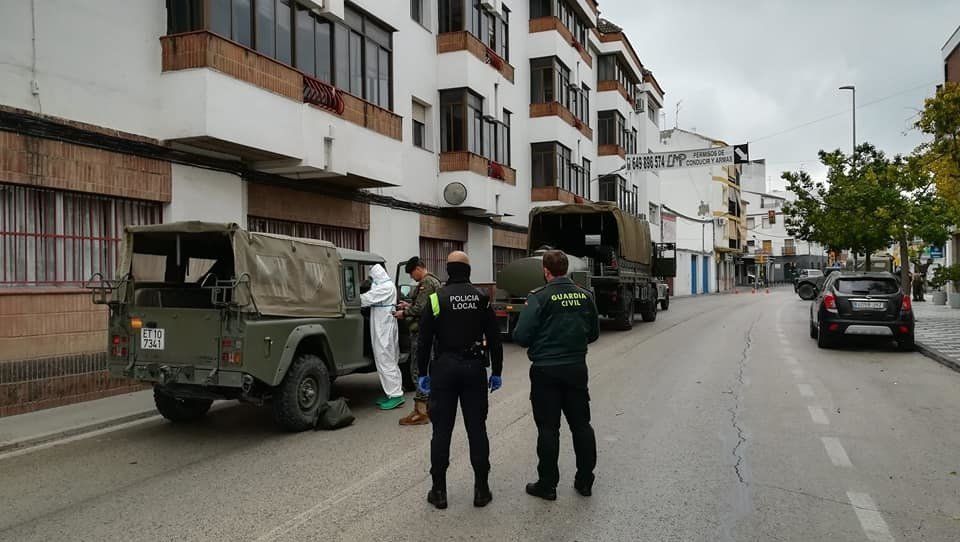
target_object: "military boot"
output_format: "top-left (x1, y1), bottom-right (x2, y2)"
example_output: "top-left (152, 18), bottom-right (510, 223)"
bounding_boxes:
top-left (399, 400), bottom-right (430, 426)
top-left (473, 472), bottom-right (492, 507)
top-left (427, 474), bottom-right (447, 510)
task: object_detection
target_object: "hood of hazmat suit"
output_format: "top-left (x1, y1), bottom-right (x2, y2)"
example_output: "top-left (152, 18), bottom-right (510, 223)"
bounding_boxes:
top-left (360, 264), bottom-right (401, 397)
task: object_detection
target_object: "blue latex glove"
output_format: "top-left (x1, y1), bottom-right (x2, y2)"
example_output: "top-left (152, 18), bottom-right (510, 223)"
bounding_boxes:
top-left (489, 375), bottom-right (502, 392)
top-left (418, 376), bottom-right (431, 395)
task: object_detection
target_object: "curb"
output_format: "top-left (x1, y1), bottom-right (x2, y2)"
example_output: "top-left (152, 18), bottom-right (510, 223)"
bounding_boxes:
top-left (0, 409), bottom-right (157, 455)
top-left (916, 341), bottom-right (960, 374)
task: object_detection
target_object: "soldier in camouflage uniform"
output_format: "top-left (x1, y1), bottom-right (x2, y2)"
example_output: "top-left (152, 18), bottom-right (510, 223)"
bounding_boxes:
top-left (394, 257), bottom-right (442, 425)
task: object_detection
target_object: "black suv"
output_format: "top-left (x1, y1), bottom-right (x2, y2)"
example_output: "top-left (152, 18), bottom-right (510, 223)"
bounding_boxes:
top-left (809, 272), bottom-right (914, 351)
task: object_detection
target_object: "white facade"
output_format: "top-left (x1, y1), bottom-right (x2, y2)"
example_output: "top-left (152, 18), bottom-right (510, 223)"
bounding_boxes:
top-left (0, 0), bottom-right (674, 285)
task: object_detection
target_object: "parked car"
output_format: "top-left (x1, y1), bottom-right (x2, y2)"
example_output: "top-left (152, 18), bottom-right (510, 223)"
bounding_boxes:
top-left (809, 272), bottom-right (914, 351)
top-left (793, 269), bottom-right (823, 291)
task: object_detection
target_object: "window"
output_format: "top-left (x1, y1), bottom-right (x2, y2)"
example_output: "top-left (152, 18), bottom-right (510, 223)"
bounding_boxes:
top-left (439, 0), bottom-right (508, 61)
top-left (412, 100), bottom-right (428, 149)
top-left (747, 217), bottom-right (756, 230)
top-left (168, 1), bottom-right (393, 109)
top-left (762, 240), bottom-right (773, 254)
top-left (649, 203), bottom-right (660, 224)
top-left (343, 265), bottom-right (358, 302)
top-left (247, 216), bottom-right (366, 250)
top-left (440, 89), bottom-right (510, 165)
top-left (599, 175), bottom-right (624, 204)
top-left (0, 184), bottom-right (162, 286)
top-left (411, 0), bottom-right (424, 25)
top-left (420, 237), bottom-right (464, 282)
top-left (648, 98), bottom-right (659, 126)
top-left (532, 143), bottom-right (586, 198)
top-left (530, 0), bottom-right (587, 45)
top-left (494, 246), bottom-right (526, 280)
top-left (598, 110), bottom-right (626, 147)
top-left (582, 158), bottom-right (591, 200)
top-left (598, 54), bottom-right (640, 99)
top-left (762, 216), bottom-right (771, 229)
top-left (531, 57), bottom-right (575, 111)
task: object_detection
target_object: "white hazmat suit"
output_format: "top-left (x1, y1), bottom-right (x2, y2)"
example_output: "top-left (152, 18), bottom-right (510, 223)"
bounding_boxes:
top-left (360, 264), bottom-right (402, 398)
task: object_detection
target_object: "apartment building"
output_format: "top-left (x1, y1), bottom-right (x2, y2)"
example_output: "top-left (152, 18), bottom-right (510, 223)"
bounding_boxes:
top-left (0, 0), bottom-right (666, 415)
top-left (942, 25), bottom-right (960, 281)
top-left (658, 128), bottom-right (746, 296)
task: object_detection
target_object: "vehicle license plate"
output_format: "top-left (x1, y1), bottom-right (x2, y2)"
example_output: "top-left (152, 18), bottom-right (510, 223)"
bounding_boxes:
top-left (141, 328), bottom-right (165, 350)
top-left (852, 301), bottom-right (886, 311)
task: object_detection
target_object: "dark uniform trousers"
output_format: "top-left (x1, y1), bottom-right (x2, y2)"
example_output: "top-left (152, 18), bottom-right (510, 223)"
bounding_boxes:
top-left (530, 362), bottom-right (596, 488)
top-left (429, 353), bottom-right (490, 479)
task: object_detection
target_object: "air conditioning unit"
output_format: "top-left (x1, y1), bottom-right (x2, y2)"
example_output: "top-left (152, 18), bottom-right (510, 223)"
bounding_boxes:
top-left (481, 0), bottom-right (501, 15)
top-left (634, 99), bottom-right (645, 115)
top-left (303, 0), bottom-right (344, 20)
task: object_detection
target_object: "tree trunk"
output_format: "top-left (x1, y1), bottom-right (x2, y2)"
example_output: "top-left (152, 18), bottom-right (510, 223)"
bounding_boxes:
top-left (865, 252), bottom-right (872, 270)
top-left (899, 230), bottom-right (911, 292)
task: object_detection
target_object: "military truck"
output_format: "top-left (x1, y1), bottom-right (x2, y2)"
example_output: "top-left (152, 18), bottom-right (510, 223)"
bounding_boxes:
top-left (492, 203), bottom-right (676, 334)
top-left (88, 222), bottom-right (404, 432)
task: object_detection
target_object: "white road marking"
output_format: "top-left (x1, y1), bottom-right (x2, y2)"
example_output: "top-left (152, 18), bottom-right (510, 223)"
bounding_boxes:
top-left (821, 437), bottom-right (853, 467)
top-left (808, 406), bottom-right (830, 425)
top-left (797, 383), bottom-right (815, 398)
top-left (847, 492), bottom-right (895, 542)
top-left (791, 368), bottom-right (805, 378)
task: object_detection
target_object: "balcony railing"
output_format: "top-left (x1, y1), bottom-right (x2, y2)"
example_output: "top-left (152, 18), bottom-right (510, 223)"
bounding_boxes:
top-left (528, 17), bottom-right (592, 67)
top-left (597, 80), bottom-right (635, 106)
top-left (437, 31), bottom-right (515, 83)
top-left (439, 151), bottom-right (516, 185)
top-left (598, 144), bottom-right (626, 158)
top-left (532, 186), bottom-right (584, 204)
top-left (160, 31), bottom-right (401, 141)
top-left (529, 102), bottom-right (593, 140)
top-left (782, 246), bottom-right (797, 256)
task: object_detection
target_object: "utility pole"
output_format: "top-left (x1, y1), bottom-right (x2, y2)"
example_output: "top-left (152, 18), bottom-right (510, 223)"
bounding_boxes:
top-left (839, 85), bottom-right (856, 155)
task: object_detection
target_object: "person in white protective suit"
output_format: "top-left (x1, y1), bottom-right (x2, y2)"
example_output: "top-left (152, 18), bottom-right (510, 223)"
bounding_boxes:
top-left (361, 264), bottom-right (405, 411)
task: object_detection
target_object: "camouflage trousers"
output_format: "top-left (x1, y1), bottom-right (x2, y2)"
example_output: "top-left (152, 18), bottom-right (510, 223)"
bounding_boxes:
top-left (409, 331), bottom-right (429, 402)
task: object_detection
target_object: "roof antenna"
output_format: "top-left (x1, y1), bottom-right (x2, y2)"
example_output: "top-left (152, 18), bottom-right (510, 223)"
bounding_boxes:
top-left (674, 100), bottom-right (682, 129)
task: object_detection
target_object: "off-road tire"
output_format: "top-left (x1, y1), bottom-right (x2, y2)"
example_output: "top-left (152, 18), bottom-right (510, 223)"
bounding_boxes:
top-left (153, 386), bottom-right (212, 423)
top-left (660, 295), bottom-right (670, 311)
top-left (640, 298), bottom-right (658, 322)
top-left (273, 353), bottom-right (331, 432)
top-left (897, 334), bottom-right (915, 352)
top-left (613, 291), bottom-right (635, 330)
top-left (798, 283), bottom-right (817, 300)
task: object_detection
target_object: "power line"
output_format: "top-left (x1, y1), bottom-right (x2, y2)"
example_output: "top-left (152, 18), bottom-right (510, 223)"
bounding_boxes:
top-left (747, 80), bottom-right (938, 145)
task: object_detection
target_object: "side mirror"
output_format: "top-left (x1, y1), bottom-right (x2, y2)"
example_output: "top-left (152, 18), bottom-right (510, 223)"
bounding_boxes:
top-left (399, 284), bottom-right (413, 298)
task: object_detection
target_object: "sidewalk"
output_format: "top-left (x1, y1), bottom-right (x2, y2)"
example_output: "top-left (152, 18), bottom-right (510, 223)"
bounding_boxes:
top-left (912, 300), bottom-right (960, 372)
top-left (0, 389), bottom-right (156, 453)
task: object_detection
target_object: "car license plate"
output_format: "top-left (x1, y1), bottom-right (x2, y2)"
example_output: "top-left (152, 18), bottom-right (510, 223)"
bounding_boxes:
top-left (141, 328), bottom-right (165, 350)
top-left (852, 301), bottom-right (886, 311)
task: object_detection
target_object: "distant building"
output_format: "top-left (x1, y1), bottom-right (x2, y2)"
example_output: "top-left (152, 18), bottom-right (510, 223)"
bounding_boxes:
top-left (944, 25), bottom-right (960, 83)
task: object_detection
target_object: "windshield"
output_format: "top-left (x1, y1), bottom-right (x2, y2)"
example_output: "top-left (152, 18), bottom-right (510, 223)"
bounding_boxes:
top-left (835, 278), bottom-right (899, 295)
top-left (804, 269), bottom-right (823, 277)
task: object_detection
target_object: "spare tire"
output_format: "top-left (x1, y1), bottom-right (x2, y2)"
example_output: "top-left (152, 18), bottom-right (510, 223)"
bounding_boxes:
top-left (798, 283), bottom-right (817, 300)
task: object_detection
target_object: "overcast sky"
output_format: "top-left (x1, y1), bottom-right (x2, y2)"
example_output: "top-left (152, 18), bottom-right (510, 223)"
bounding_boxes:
top-left (600, 0), bottom-right (960, 190)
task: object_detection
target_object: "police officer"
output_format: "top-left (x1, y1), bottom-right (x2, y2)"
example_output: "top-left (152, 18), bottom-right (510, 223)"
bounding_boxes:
top-left (416, 251), bottom-right (503, 509)
top-left (394, 257), bottom-right (441, 426)
top-left (513, 250), bottom-right (599, 500)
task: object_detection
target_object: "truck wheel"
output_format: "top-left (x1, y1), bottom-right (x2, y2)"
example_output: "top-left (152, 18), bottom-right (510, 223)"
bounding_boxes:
top-left (613, 292), bottom-right (635, 331)
top-left (659, 295), bottom-right (670, 311)
top-left (273, 354), bottom-right (331, 432)
top-left (640, 298), bottom-right (658, 322)
top-left (153, 386), bottom-right (212, 423)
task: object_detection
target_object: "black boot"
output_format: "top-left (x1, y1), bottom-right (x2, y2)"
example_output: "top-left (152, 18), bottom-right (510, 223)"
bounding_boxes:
top-left (525, 482), bottom-right (557, 501)
top-left (474, 472), bottom-right (492, 507)
top-left (428, 474), bottom-right (447, 510)
top-left (574, 476), bottom-right (594, 497)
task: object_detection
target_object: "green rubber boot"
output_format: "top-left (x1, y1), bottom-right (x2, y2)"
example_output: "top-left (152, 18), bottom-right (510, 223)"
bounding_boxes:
top-left (379, 396), bottom-right (406, 411)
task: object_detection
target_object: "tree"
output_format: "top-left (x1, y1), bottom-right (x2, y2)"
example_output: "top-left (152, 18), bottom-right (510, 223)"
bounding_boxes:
top-left (915, 82), bottom-right (960, 216)
top-left (783, 144), bottom-right (952, 286)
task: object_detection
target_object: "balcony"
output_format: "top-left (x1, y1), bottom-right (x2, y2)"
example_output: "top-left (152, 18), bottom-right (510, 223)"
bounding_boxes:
top-left (158, 31), bottom-right (402, 186)
top-left (782, 246), bottom-right (797, 256)
top-left (529, 17), bottom-right (592, 67)
top-left (529, 102), bottom-right (593, 140)
top-left (437, 31), bottom-right (515, 83)
top-left (598, 80), bottom-right (635, 106)
top-left (598, 144), bottom-right (626, 158)
top-left (532, 187), bottom-right (585, 204)
top-left (439, 151), bottom-right (516, 186)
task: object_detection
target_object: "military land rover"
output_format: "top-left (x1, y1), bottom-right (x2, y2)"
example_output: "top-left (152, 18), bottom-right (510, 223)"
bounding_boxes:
top-left (88, 222), bottom-right (407, 432)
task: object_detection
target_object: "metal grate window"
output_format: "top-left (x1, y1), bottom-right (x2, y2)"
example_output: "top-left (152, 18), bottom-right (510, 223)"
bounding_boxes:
top-left (0, 184), bottom-right (161, 287)
top-left (420, 237), bottom-right (464, 282)
top-left (248, 216), bottom-right (366, 251)
top-left (494, 246), bottom-right (526, 281)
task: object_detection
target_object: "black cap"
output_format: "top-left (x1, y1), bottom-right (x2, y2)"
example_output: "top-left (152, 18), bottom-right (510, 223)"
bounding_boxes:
top-left (404, 256), bottom-right (425, 274)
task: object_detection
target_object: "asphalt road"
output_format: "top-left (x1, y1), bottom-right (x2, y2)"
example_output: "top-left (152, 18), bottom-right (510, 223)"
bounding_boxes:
top-left (1, 290), bottom-right (959, 541)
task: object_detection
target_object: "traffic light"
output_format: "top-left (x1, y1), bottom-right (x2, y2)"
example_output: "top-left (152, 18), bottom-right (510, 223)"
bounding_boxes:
top-left (768, 209), bottom-right (776, 225)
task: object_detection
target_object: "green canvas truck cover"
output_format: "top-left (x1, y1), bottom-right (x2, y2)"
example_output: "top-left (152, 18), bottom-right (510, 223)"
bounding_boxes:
top-left (528, 203), bottom-right (652, 265)
top-left (118, 222), bottom-right (345, 318)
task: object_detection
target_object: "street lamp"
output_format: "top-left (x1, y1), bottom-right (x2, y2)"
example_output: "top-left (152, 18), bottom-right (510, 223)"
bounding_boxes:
top-left (839, 85), bottom-right (856, 156)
